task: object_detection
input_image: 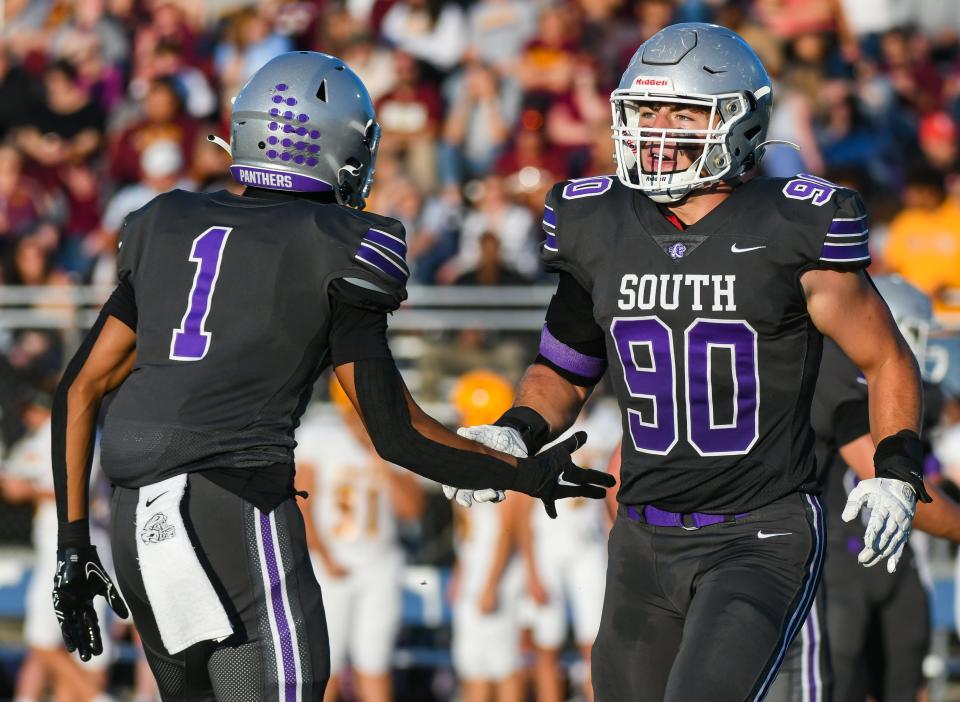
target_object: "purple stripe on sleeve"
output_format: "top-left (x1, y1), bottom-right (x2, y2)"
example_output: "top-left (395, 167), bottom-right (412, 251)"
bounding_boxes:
top-left (828, 217), bottom-right (867, 235)
top-left (539, 324), bottom-right (606, 380)
top-left (364, 228), bottom-right (407, 258)
top-left (820, 242), bottom-right (870, 261)
top-left (355, 246), bottom-right (408, 283)
top-left (259, 512), bottom-right (298, 702)
top-left (543, 206), bottom-right (557, 226)
top-left (545, 232), bottom-right (557, 249)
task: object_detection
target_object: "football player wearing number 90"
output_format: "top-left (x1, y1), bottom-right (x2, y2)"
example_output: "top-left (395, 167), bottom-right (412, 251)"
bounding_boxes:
top-left (445, 23), bottom-right (928, 702)
top-left (48, 52), bottom-right (614, 701)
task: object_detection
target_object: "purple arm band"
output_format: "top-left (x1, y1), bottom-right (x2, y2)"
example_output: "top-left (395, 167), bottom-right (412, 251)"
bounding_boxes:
top-left (539, 324), bottom-right (606, 380)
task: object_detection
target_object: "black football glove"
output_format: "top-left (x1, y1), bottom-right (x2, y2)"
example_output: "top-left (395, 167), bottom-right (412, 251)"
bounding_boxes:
top-left (514, 432), bottom-right (616, 518)
top-left (52, 546), bottom-right (129, 661)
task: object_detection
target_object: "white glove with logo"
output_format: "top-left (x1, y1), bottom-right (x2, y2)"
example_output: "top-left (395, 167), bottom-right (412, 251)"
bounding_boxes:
top-left (441, 425), bottom-right (528, 507)
top-left (841, 477), bottom-right (917, 573)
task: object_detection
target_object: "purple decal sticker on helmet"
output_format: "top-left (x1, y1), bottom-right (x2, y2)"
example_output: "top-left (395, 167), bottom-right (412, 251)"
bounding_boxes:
top-left (306, 157), bottom-right (318, 167)
top-left (296, 127), bottom-right (307, 136)
top-left (268, 122), bottom-right (278, 131)
top-left (294, 155), bottom-right (305, 164)
top-left (285, 97), bottom-right (297, 106)
top-left (309, 130), bottom-right (320, 139)
top-left (275, 83), bottom-right (287, 91)
top-left (230, 164), bottom-right (334, 192)
top-left (283, 124), bottom-right (294, 133)
top-left (268, 136), bottom-right (278, 145)
top-left (280, 152), bottom-right (291, 161)
top-left (270, 108), bottom-right (279, 117)
top-left (297, 114), bottom-right (309, 123)
top-left (272, 95), bottom-right (283, 104)
top-left (283, 110), bottom-right (293, 119)
top-left (307, 145), bottom-right (320, 153)
top-left (282, 138), bottom-right (293, 147)
top-left (295, 141), bottom-right (305, 150)
top-left (266, 150), bottom-right (278, 159)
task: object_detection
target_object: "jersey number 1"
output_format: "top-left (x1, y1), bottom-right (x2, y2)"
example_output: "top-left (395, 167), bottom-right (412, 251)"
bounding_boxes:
top-left (170, 226), bottom-right (232, 361)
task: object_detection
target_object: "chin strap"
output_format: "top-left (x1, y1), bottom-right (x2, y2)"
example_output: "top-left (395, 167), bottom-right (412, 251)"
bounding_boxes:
top-left (206, 134), bottom-right (232, 155)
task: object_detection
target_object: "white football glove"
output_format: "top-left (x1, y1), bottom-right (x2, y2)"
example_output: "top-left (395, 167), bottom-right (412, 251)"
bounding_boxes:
top-left (841, 477), bottom-right (917, 573)
top-left (441, 425), bottom-right (528, 507)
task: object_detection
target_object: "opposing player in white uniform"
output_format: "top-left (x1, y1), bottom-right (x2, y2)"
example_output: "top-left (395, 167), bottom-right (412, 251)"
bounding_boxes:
top-left (522, 398), bottom-right (619, 702)
top-left (449, 372), bottom-right (527, 702)
top-left (1, 396), bottom-right (112, 702)
top-left (295, 377), bottom-right (424, 702)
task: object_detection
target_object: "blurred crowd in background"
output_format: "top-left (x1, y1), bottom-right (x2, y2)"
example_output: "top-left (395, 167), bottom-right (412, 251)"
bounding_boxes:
top-left (4, 0), bottom-right (960, 699)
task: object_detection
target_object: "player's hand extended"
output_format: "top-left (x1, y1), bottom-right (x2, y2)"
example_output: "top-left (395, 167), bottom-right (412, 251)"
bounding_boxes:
top-left (52, 546), bottom-right (128, 661)
top-left (514, 432), bottom-right (615, 519)
top-left (841, 477), bottom-right (917, 573)
top-left (441, 424), bottom-right (527, 507)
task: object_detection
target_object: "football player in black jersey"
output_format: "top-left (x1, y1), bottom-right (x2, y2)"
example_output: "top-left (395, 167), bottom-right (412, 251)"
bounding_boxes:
top-left (444, 23), bottom-right (928, 702)
top-left (768, 276), bottom-right (960, 702)
top-left (47, 52), bottom-right (613, 702)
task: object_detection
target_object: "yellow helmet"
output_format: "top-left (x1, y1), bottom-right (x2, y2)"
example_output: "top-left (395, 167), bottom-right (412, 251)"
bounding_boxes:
top-left (451, 370), bottom-right (514, 426)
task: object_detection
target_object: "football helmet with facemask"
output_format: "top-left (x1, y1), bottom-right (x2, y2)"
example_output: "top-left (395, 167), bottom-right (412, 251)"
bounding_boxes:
top-left (872, 275), bottom-right (934, 372)
top-left (611, 23), bottom-right (772, 203)
top-left (219, 51), bottom-right (381, 209)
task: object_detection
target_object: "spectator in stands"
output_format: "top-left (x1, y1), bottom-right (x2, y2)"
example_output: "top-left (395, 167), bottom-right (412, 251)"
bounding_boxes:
top-left (544, 55), bottom-right (610, 178)
top-left (151, 39), bottom-right (217, 120)
top-left (49, 0), bottom-right (129, 70)
top-left (375, 172), bottom-right (462, 284)
top-left (440, 59), bottom-right (522, 186)
top-left (466, 0), bottom-right (538, 74)
top-left (108, 77), bottom-right (197, 185)
top-left (342, 32), bottom-right (397, 104)
top-left (14, 60), bottom-right (104, 182)
top-left (90, 139), bottom-right (194, 284)
top-left (381, 0), bottom-right (468, 75)
top-left (884, 167), bottom-right (960, 311)
top-left (0, 145), bottom-right (51, 253)
top-left (214, 5), bottom-right (293, 95)
top-left (454, 232), bottom-right (531, 287)
top-left (376, 51), bottom-right (443, 191)
top-left (880, 27), bottom-right (943, 115)
top-left (917, 111), bottom-right (960, 175)
top-left (446, 174), bottom-right (537, 282)
top-left (0, 40), bottom-right (39, 141)
top-left (517, 4), bottom-right (580, 105)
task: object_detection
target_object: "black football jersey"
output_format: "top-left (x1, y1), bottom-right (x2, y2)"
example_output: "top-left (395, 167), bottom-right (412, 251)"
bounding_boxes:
top-left (543, 174), bottom-right (871, 513)
top-left (812, 337), bottom-right (942, 555)
top-left (99, 189), bottom-right (407, 487)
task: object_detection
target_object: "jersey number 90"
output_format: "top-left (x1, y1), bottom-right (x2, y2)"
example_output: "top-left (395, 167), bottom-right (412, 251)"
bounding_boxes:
top-left (611, 317), bottom-right (759, 457)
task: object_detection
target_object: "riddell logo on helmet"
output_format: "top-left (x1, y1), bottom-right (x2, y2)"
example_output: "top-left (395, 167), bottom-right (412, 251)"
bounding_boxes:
top-left (632, 76), bottom-right (674, 91)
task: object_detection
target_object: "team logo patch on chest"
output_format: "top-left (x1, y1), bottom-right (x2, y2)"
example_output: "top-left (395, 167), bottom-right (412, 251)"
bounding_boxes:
top-left (140, 513), bottom-right (176, 544)
top-left (667, 242), bottom-right (687, 259)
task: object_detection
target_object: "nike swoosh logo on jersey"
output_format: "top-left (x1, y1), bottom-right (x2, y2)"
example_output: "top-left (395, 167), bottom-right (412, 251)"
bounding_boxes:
top-left (757, 530), bottom-right (792, 539)
top-left (731, 244), bottom-right (767, 253)
top-left (145, 492), bottom-right (167, 508)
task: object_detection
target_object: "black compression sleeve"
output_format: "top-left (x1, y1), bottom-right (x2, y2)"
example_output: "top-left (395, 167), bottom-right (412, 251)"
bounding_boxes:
top-left (534, 272), bottom-right (607, 386)
top-left (329, 295), bottom-right (391, 366)
top-left (52, 311), bottom-right (112, 548)
top-left (353, 357), bottom-right (522, 490)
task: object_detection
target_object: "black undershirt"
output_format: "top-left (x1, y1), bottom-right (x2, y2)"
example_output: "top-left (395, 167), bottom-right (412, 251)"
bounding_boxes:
top-left (534, 272), bottom-right (606, 386)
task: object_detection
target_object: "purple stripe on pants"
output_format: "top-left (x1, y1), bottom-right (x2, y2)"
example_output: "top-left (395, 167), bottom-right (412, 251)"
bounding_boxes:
top-left (259, 511), bottom-right (298, 702)
top-left (805, 612), bottom-right (818, 701)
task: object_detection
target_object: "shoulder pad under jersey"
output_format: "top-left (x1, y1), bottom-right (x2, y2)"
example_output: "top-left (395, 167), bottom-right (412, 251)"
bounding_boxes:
top-left (772, 174), bottom-right (871, 273)
top-left (316, 206), bottom-right (409, 313)
top-left (540, 175), bottom-right (622, 292)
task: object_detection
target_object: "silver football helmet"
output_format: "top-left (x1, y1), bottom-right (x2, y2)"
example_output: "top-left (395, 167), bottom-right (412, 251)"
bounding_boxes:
top-left (926, 332), bottom-right (960, 398)
top-left (873, 275), bottom-right (934, 372)
top-left (611, 23), bottom-right (772, 203)
top-left (225, 51), bottom-right (380, 209)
